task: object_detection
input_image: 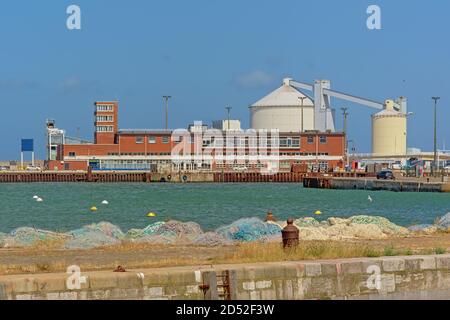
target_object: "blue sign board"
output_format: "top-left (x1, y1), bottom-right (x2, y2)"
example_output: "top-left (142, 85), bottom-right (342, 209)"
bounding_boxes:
top-left (21, 139), bottom-right (34, 152)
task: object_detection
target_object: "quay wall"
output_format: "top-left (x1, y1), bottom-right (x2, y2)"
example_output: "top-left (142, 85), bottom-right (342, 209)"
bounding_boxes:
top-left (1, 254), bottom-right (449, 300)
top-left (303, 177), bottom-right (450, 193)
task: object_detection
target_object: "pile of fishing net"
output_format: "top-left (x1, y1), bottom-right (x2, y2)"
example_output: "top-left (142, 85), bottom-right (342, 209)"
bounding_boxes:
top-left (65, 222), bottom-right (124, 249)
top-left (1, 227), bottom-right (70, 247)
top-left (437, 213), bottom-right (450, 228)
top-left (192, 232), bottom-right (232, 246)
top-left (348, 215), bottom-right (409, 235)
top-left (125, 221), bottom-right (166, 239)
top-left (216, 217), bottom-right (282, 242)
top-left (408, 213), bottom-right (450, 234)
top-left (127, 220), bottom-right (205, 244)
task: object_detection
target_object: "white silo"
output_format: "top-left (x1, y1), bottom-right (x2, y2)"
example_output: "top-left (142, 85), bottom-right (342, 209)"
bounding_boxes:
top-left (372, 100), bottom-right (407, 156)
top-left (250, 78), bottom-right (315, 132)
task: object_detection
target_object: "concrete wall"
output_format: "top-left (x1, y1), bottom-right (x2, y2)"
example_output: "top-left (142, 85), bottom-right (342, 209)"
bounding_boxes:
top-left (330, 178), bottom-right (447, 193)
top-left (0, 255), bottom-right (449, 300)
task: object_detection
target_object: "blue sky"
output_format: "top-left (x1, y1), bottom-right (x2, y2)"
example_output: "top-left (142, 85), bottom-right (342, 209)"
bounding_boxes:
top-left (0, 0), bottom-right (449, 159)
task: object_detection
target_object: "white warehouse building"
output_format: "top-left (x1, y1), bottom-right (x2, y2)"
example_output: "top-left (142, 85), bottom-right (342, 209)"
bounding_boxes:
top-left (250, 78), bottom-right (316, 133)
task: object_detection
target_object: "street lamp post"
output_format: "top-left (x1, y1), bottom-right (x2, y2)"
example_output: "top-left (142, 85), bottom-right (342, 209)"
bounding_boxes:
top-left (225, 106), bottom-right (232, 131)
top-left (341, 107), bottom-right (349, 166)
top-left (163, 96), bottom-right (172, 130)
top-left (432, 97), bottom-right (440, 176)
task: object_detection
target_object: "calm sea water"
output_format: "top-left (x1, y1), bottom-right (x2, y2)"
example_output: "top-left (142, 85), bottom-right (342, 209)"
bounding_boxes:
top-left (0, 183), bottom-right (449, 233)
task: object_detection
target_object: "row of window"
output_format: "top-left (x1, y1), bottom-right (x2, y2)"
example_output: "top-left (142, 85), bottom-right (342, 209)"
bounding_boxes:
top-left (96, 126), bottom-right (114, 132)
top-left (307, 136), bottom-right (327, 144)
top-left (107, 152), bottom-right (172, 156)
top-left (96, 116), bottom-right (114, 122)
top-left (96, 105), bottom-right (114, 111)
top-left (92, 152), bottom-right (329, 157)
top-left (135, 136), bottom-right (170, 144)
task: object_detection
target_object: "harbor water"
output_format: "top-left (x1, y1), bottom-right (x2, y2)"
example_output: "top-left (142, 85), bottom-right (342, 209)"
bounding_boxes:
top-left (0, 183), bottom-right (449, 233)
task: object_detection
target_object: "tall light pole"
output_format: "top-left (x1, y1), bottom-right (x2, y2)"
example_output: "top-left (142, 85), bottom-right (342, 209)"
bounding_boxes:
top-left (432, 97), bottom-right (440, 175)
top-left (163, 96), bottom-right (172, 130)
top-left (341, 107), bottom-right (349, 166)
top-left (298, 96), bottom-right (306, 132)
top-left (225, 106), bottom-right (232, 131)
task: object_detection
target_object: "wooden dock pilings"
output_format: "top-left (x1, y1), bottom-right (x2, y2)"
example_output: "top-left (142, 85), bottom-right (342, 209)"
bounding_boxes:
top-left (213, 172), bottom-right (303, 183)
top-left (0, 171), bottom-right (153, 183)
top-left (0, 171), bottom-right (304, 183)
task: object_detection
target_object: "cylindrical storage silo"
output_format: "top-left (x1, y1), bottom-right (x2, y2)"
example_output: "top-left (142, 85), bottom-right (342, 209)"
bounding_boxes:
top-left (250, 78), bottom-right (315, 132)
top-left (372, 100), bottom-right (407, 156)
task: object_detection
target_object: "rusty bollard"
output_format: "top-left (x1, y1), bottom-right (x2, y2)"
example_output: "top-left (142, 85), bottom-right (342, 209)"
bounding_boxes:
top-left (282, 218), bottom-right (299, 249)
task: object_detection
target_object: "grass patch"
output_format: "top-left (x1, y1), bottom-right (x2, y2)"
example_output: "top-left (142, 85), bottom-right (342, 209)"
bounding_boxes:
top-left (434, 247), bottom-right (446, 255)
top-left (383, 244), bottom-right (397, 256)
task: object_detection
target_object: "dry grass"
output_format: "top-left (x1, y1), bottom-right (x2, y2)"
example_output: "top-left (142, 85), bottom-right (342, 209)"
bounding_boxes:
top-left (213, 241), bottom-right (383, 265)
top-left (0, 236), bottom-right (448, 275)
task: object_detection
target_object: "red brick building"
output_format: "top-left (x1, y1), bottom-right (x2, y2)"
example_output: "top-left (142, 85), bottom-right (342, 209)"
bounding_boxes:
top-left (47, 102), bottom-right (345, 172)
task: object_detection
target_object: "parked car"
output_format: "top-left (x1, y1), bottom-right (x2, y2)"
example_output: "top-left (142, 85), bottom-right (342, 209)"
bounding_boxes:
top-left (26, 166), bottom-right (42, 171)
top-left (376, 170), bottom-right (395, 180)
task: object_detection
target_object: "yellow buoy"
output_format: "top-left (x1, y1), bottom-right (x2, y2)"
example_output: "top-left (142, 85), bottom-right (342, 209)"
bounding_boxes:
top-left (147, 212), bottom-right (157, 217)
top-left (90, 206), bottom-right (98, 212)
top-left (314, 210), bottom-right (322, 215)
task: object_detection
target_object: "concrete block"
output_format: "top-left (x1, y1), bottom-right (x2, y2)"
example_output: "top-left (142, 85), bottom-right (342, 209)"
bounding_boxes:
top-left (305, 263), bottom-right (322, 277)
top-left (340, 261), bottom-right (363, 274)
top-left (11, 277), bottom-right (38, 294)
top-left (167, 271), bottom-right (197, 285)
top-left (249, 290), bottom-right (260, 300)
top-left (294, 264), bottom-right (305, 278)
top-left (403, 258), bottom-right (421, 271)
top-left (321, 263), bottom-right (338, 276)
top-left (236, 291), bottom-right (250, 300)
top-left (296, 278), bottom-right (311, 300)
top-left (143, 271), bottom-right (170, 286)
top-left (382, 258), bottom-right (405, 272)
top-left (144, 286), bottom-right (164, 297)
top-left (37, 275), bottom-right (67, 293)
top-left (185, 285), bottom-right (199, 294)
top-left (255, 280), bottom-right (272, 290)
top-left (260, 289), bottom-right (276, 300)
top-left (89, 273), bottom-right (118, 290)
top-left (59, 292), bottom-right (78, 300)
top-left (90, 289), bottom-right (111, 300)
top-left (242, 281), bottom-right (255, 291)
top-left (420, 257), bottom-right (437, 270)
top-left (46, 292), bottom-right (60, 300)
top-left (308, 277), bottom-right (337, 299)
top-left (284, 280), bottom-right (294, 300)
top-left (116, 273), bottom-right (143, 289)
top-left (437, 270), bottom-right (450, 289)
top-left (379, 274), bottom-right (396, 294)
top-left (0, 281), bottom-right (13, 298)
top-left (436, 256), bottom-right (450, 270)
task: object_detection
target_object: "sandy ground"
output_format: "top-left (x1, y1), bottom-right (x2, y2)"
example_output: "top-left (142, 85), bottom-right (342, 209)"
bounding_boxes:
top-left (0, 234), bottom-right (449, 275)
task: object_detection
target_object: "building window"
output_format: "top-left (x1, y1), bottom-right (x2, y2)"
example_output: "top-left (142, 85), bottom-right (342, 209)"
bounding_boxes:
top-left (96, 105), bottom-right (114, 112)
top-left (135, 136), bottom-right (144, 144)
top-left (96, 126), bottom-right (113, 132)
top-left (68, 152), bottom-right (76, 157)
top-left (162, 136), bottom-right (169, 144)
top-left (320, 136), bottom-right (327, 144)
top-left (148, 136), bottom-right (156, 144)
top-left (307, 136), bottom-right (314, 144)
top-left (96, 116), bottom-right (113, 122)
